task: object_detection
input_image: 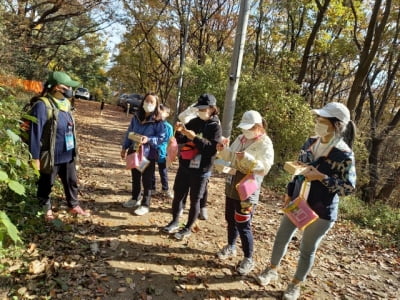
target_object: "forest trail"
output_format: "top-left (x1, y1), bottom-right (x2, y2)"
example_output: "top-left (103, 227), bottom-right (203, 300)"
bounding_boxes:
top-left (5, 99), bottom-right (399, 300)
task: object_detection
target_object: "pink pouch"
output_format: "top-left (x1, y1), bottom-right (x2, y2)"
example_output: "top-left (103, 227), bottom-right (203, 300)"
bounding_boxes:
top-left (235, 173), bottom-right (259, 201)
top-left (282, 181), bottom-right (318, 230)
top-left (126, 152), bottom-right (140, 170)
top-left (125, 145), bottom-right (143, 170)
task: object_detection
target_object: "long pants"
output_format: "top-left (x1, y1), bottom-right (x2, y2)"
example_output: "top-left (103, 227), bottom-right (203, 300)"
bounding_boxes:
top-left (151, 161), bottom-right (169, 191)
top-left (37, 160), bottom-right (79, 210)
top-left (171, 167), bottom-right (209, 229)
top-left (225, 197), bottom-right (255, 258)
top-left (181, 176), bottom-right (209, 209)
top-left (131, 159), bottom-right (156, 207)
top-left (270, 215), bottom-right (334, 281)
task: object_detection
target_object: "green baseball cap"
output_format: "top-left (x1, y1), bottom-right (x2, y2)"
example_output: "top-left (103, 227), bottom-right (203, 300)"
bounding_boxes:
top-left (47, 71), bottom-right (80, 88)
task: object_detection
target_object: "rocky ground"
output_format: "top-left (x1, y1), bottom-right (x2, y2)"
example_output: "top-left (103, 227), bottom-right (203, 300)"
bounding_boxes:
top-left (3, 99), bottom-right (399, 300)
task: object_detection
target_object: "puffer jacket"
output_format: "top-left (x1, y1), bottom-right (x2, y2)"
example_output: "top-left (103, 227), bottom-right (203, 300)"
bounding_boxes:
top-left (218, 134), bottom-right (274, 203)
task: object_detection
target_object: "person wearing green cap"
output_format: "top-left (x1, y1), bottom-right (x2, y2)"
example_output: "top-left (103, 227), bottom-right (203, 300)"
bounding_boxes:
top-left (29, 71), bottom-right (90, 221)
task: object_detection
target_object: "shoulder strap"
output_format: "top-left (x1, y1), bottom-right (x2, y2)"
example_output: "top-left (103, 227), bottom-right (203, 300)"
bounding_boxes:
top-left (37, 96), bottom-right (58, 120)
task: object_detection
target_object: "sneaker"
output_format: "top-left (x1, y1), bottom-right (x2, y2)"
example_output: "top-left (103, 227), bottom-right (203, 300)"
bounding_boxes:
top-left (162, 190), bottom-right (174, 199)
top-left (122, 198), bottom-right (141, 208)
top-left (69, 205), bottom-right (91, 217)
top-left (217, 245), bottom-right (237, 260)
top-left (134, 206), bottom-right (149, 216)
top-left (256, 268), bottom-right (278, 286)
top-left (198, 207), bottom-right (208, 220)
top-left (283, 283), bottom-right (301, 300)
top-left (237, 257), bottom-right (254, 275)
top-left (162, 221), bottom-right (180, 233)
top-left (174, 228), bottom-right (191, 240)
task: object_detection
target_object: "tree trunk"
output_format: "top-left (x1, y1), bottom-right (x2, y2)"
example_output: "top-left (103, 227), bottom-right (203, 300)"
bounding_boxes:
top-left (364, 136), bottom-right (383, 203)
top-left (347, 0), bottom-right (391, 113)
top-left (377, 166), bottom-right (400, 204)
top-left (253, 0), bottom-right (264, 72)
top-left (296, 0), bottom-right (330, 85)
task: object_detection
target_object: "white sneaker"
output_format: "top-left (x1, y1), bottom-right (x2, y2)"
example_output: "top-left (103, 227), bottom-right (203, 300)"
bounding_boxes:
top-left (283, 283), bottom-right (301, 300)
top-left (237, 257), bottom-right (255, 275)
top-left (217, 245), bottom-right (237, 260)
top-left (122, 198), bottom-right (141, 208)
top-left (162, 190), bottom-right (174, 199)
top-left (256, 268), bottom-right (278, 286)
top-left (134, 206), bottom-right (149, 216)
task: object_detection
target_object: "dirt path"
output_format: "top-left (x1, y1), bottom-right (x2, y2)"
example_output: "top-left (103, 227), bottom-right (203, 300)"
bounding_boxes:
top-left (7, 99), bottom-right (399, 300)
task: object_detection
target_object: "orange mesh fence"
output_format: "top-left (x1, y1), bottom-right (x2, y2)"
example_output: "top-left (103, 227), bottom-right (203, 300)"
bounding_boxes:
top-left (0, 75), bottom-right (43, 94)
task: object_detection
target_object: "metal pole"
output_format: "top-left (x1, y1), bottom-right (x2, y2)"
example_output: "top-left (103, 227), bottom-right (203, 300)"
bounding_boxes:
top-left (221, 0), bottom-right (251, 138)
top-left (175, 0), bottom-right (191, 123)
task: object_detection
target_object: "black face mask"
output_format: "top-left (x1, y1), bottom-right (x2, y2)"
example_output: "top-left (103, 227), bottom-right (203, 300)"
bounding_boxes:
top-left (62, 89), bottom-right (73, 99)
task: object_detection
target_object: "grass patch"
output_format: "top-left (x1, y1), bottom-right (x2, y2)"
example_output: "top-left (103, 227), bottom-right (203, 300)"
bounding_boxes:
top-left (340, 196), bottom-right (400, 249)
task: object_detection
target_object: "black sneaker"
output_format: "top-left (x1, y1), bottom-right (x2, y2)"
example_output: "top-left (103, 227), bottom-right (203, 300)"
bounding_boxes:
top-left (174, 228), bottom-right (191, 240)
top-left (162, 221), bottom-right (180, 233)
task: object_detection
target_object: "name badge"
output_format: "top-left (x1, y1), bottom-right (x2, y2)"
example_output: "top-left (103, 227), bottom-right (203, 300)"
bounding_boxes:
top-left (189, 154), bottom-right (201, 168)
top-left (65, 131), bottom-right (74, 151)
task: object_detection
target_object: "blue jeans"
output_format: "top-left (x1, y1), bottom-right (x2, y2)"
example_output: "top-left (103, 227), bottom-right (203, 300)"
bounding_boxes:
top-left (270, 215), bottom-right (334, 281)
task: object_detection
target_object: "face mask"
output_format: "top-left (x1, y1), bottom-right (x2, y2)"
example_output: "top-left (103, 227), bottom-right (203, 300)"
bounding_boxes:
top-left (242, 129), bottom-right (258, 140)
top-left (62, 89), bottom-right (73, 99)
top-left (314, 122), bottom-right (330, 137)
top-left (198, 111), bottom-right (210, 120)
top-left (143, 103), bottom-right (156, 113)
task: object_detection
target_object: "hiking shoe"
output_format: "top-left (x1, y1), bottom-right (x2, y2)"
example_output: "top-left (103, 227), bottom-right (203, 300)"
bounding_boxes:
top-left (69, 206), bottom-right (91, 217)
top-left (122, 198), bottom-right (141, 208)
top-left (174, 228), bottom-right (191, 240)
top-left (198, 207), bottom-right (208, 220)
top-left (283, 283), bottom-right (301, 300)
top-left (134, 206), bottom-right (149, 216)
top-left (237, 257), bottom-right (255, 275)
top-left (217, 245), bottom-right (237, 260)
top-left (161, 190), bottom-right (174, 199)
top-left (162, 221), bottom-right (180, 233)
top-left (256, 268), bottom-right (278, 286)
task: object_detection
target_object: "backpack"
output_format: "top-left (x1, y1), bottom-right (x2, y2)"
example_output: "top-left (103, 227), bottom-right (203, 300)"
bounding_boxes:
top-left (20, 96), bottom-right (57, 145)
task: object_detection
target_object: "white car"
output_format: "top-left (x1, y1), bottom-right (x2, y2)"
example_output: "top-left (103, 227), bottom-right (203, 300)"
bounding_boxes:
top-left (74, 87), bottom-right (90, 100)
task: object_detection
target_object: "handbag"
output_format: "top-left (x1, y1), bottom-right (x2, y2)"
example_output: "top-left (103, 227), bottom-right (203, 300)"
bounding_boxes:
top-left (282, 180), bottom-right (318, 230)
top-left (180, 141), bottom-right (199, 160)
top-left (235, 173), bottom-right (259, 201)
top-left (125, 145), bottom-right (149, 172)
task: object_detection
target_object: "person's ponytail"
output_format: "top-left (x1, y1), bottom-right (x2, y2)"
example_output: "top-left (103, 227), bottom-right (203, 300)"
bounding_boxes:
top-left (342, 120), bottom-right (356, 149)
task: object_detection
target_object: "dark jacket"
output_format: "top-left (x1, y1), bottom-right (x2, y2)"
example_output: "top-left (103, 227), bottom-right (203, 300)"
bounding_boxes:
top-left (287, 137), bottom-right (356, 221)
top-left (176, 115), bottom-right (222, 173)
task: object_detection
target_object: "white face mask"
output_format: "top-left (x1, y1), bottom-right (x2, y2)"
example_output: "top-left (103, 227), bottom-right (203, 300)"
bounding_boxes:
top-left (143, 103), bottom-right (156, 113)
top-left (242, 129), bottom-right (258, 140)
top-left (314, 122), bottom-right (330, 137)
top-left (198, 111), bottom-right (210, 120)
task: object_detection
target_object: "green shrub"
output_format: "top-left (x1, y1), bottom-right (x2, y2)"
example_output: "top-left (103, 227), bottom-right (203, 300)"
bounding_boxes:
top-left (340, 196), bottom-right (400, 248)
top-left (0, 88), bottom-right (40, 247)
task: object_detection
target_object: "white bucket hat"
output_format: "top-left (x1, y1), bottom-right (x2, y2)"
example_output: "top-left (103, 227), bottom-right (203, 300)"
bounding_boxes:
top-left (237, 110), bottom-right (263, 130)
top-left (312, 102), bottom-right (350, 124)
